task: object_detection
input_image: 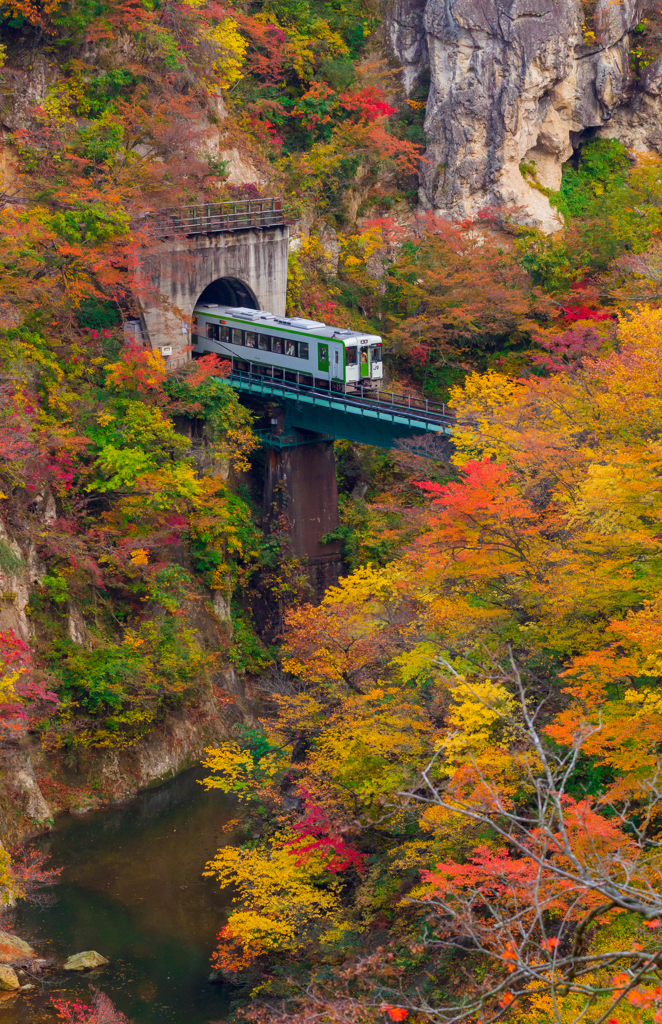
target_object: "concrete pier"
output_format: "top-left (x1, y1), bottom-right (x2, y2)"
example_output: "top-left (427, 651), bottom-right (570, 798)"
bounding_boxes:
top-left (263, 434), bottom-right (343, 601)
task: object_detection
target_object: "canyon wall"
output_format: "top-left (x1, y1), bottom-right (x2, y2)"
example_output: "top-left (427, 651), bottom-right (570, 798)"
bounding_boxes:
top-left (387, 0), bottom-right (662, 231)
top-left (0, 510), bottom-right (249, 839)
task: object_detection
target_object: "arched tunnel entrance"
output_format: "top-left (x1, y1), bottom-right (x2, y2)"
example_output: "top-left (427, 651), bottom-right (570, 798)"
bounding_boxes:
top-left (196, 276), bottom-right (259, 309)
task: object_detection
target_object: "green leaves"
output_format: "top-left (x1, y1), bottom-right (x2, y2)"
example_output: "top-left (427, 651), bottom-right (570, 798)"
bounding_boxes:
top-left (554, 138), bottom-right (631, 220)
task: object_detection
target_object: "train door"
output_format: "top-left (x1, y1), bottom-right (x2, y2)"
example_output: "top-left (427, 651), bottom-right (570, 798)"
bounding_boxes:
top-left (332, 344), bottom-right (343, 381)
top-left (318, 343), bottom-right (329, 374)
top-left (360, 344), bottom-right (370, 379)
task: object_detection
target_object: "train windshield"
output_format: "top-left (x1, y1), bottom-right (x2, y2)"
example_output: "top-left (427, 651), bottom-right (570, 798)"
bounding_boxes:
top-left (346, 346), bottom-right (357, 365)
top-left (370, 343), bottom-right (382, 363)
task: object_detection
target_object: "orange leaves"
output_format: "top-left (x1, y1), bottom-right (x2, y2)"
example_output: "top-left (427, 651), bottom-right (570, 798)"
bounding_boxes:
top-left (643, 919), bottom-right (660, 929)
top-left (503, 942), bottom-right (517, 971)
top-left (417, 460), bottom-right (536, 528)
top-left (387, 217), bottom-right (555, 369)
top-left (608, 976), bottom-right (662, 1011)
top-left (419, 793), bottom-right (641, 966)
top-left (413, 460), bottom-right (541, 585)
top-left (363, 123), bottom-right (422, 174)
top-left (129, 549), bottom-right (149, 566)
top-left (626, 988), bottom-right (660, 1008)
top-left (383, 1008), bottom-right (407, 1020)
top-left (546, 597), bottom-right (662, 801)
top-left (105, 342), bottom-right (166, 396)
top-left (2, 0), bottom-right (64, 30)
top-left (281, 564), bottom-right (408, 692)
top-left (185, 354), bottom-right (231, 387)
top-left (210, 925), bottom-right (264, 974)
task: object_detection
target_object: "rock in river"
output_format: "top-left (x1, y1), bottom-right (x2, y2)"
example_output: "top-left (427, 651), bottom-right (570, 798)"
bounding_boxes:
top-left (0, 932), bottom-right (34, 963)
top-left (64, 951), bottom-right (109, 971)
top-left (0, 965), bottom-right (20, 991)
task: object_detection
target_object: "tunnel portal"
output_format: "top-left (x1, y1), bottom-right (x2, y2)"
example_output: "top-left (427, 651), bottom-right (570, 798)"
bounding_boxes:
top-left (196, 277), bottom-right (259, 309)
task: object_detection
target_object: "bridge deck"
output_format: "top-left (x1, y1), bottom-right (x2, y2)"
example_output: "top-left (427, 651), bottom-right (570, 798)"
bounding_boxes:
top-left (226, 370), bottom-right (455, 440)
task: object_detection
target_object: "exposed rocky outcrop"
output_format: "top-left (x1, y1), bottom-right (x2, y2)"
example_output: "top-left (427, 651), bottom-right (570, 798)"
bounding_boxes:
top-left (386, 0), bottom-right (662, 231)
top-left (0, 512), bottom-right (49, 641)
top-left (11, 760), bottom-right (52, 824)
top-left (387, 0), bottom-right (428, 96)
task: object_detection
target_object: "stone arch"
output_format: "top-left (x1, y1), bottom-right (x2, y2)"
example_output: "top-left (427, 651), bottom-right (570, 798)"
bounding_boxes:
top-left (196, 276), bottom-right (259, 309)
top-left (138, 224), bottom-right (289, 366)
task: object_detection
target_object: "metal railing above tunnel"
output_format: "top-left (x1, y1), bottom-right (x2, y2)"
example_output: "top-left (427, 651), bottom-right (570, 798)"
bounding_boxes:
top-left (225, 368), bottom-right (456, 442)
top-left (136, 198), bottom-right (285, 239)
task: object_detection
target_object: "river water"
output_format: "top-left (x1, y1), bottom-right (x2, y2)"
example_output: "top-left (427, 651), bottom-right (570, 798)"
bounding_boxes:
top-left (3, 768), bottom-right (238, 1024)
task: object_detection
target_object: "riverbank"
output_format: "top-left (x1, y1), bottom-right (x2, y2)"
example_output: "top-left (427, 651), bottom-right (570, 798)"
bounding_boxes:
top-left (1, 766), bottom-right (239, 1024)
top-left (1, 665), bottom-right (253, 846)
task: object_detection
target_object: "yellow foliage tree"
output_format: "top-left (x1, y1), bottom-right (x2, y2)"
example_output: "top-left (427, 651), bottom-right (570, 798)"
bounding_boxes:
top-left (204, 833), bottom-right (342, 971)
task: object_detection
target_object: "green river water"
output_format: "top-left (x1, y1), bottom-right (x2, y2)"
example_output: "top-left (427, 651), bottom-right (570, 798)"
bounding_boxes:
top-left (3, 768), bottom-right (237, 1024)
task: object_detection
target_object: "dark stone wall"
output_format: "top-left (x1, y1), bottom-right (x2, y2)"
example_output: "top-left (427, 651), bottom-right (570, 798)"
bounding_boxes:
top-left (263, 438), bottom-right (343, 601)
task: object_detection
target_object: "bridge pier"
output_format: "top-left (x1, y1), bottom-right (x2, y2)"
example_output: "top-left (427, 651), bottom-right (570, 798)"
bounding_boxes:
top-left (262, 426), bottom-right (343, 602)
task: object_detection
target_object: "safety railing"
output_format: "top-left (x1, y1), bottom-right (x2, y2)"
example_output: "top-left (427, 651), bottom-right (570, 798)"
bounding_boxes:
top-left (136, 198), bottom-right (285, 238)
top-left (227, 369), bottom-right (456, 429)
top-left (344, 384), bottom-right (450, 419)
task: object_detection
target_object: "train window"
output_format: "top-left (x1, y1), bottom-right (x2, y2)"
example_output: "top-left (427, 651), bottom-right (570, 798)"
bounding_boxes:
top-left (299, 342), bottom-right (309, 360)
top-left (346, 346), bottom-right (357, 365)
top-left (206, 323), bottom-right (220, 341)
top-left (220, 325), bottom-right (231, 343)
top-left (258, 335), bottom-right (271, 351)
top-left (245, 331), bottom-right (257, 348)
top-left (232, 329), bottom-right (244, 345)
top-left (285, 340), bottom-right (296, 357)
top-left (272, 337), bottom-right (284, 355)
top-left (371, 343), bottom-right (382, 362)
top-left (273, 367), bottom-right (284, 379)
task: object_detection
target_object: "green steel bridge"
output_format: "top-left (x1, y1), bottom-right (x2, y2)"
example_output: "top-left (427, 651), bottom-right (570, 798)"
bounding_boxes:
top-left (226, 369), bottom-right (454, 450)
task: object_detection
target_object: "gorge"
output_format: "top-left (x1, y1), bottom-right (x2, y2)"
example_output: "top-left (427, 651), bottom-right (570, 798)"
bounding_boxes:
top-left (2, 0), bottom-right (662, 1022)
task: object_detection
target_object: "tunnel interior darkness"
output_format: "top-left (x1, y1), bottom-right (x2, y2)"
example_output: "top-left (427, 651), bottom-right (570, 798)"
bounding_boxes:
top-left (196, 277), bottom-right (258, 309)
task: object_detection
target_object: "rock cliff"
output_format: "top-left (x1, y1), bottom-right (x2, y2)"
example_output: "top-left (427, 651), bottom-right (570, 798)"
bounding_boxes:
top-left (387, 0), bottom-right (662, 231)
top-left (0, 509), bottom-right (250, 839)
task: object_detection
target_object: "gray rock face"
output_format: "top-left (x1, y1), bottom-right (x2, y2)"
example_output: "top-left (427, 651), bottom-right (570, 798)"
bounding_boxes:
top-left (63, 951), bottom-right (109, 971)
top-left (641, 56), bottom-right (662, 96)
top-left (386, 0), bottom-right (662, 231)
top-left (387, 0), bottom-right (428, 95)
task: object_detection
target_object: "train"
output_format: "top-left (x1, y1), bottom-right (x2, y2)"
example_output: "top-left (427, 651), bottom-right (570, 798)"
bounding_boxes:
top-left (192, 304), bottom-right (383, 390)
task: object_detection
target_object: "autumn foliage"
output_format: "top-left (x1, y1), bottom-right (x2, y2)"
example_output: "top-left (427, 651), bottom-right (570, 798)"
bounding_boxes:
top-left (198, 304), bottom-right (662, 1024)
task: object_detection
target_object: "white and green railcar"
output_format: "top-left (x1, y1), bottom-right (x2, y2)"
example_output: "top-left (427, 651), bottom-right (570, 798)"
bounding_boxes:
top-left (192, 305), bottom-right (383, 390)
